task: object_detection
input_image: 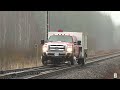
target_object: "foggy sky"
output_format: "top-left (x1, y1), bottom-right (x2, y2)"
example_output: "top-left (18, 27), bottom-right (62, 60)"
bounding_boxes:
top-left (100, 11), bottom-right (120, 26)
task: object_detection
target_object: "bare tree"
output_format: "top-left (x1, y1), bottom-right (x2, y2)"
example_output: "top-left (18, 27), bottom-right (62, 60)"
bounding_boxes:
top-left (3, 16), bottom-right (7, 48)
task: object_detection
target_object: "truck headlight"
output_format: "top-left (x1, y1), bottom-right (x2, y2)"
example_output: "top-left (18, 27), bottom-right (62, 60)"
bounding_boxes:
top-left (67, 47), bottom-right (72, 52)
top-left (67, 45), bottom-right (73, 52)
top-left (42, 45), bottom-right (48, 52)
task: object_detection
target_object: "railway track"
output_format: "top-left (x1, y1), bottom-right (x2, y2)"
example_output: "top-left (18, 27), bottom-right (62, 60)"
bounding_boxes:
top-left (0, 51), bottom-right (120, 79)
top-left (0, 65), bottom-right (68, 79)
top-left (0, 66), bottom-right (46, 74)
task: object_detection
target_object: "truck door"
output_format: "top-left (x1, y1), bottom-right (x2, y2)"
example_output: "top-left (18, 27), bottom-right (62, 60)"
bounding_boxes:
top-left (73, 36), bottom-right (79, 57)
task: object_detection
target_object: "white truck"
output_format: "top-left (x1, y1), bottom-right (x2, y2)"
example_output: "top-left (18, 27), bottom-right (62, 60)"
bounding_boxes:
top-left (41, 31), bottom-right (88, 66)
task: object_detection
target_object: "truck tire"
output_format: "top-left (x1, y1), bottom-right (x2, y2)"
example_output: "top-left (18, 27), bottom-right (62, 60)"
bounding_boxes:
top-left (85, 53), bottom-right (87, 58)
top-left (70, 56), bottom-right (76, 65)
top-left (67, 61), bottom-right (72, 66)
top-left (70, 59), bottom-right (74, 65)
top-left (81, 58), bottom-right (85, 66)
top-left (41, 56), bottom-right (47, 66)
top-left (78, 58), bottom-right (85, 66)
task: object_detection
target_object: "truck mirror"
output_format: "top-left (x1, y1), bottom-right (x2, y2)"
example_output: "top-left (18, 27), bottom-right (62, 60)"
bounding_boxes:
top-left (41, 40), bottom-right (44, 44)
top-left (77, 41), bottom-right (81, 45)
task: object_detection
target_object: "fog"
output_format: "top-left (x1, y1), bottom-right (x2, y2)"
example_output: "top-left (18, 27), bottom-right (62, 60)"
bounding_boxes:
top-left (0, 11), bottom-right (120, 70)
top-left (49, 11), bottom-right (117, 51)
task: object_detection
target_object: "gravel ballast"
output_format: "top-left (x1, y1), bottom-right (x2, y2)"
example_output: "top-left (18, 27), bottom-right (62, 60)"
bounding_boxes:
top-left (47, 56), bottom-right (120, 79)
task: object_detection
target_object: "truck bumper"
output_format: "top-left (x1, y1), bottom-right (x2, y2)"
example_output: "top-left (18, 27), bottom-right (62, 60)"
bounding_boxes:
top-left (42, 52), bottom-right (73, 62)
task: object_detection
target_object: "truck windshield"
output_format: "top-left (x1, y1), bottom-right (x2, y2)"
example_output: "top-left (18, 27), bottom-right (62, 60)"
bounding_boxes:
top-left (48, 35), bottom-right (73, 43)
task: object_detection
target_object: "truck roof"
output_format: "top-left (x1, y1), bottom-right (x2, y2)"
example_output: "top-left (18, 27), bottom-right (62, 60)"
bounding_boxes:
top-left (48, 32), bottom-right (87, 40)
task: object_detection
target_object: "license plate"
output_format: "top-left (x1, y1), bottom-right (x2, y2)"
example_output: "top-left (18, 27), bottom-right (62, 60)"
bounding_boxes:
top-left (55, 53), bottom-right (59, 56)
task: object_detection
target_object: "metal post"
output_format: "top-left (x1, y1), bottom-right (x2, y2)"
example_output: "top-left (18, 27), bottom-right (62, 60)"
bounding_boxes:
top-left (35, 44), bottom-right (38, 66)
top-left (47, 11), bottom-right (49, 40)
top-left (36, 45), bottom-right (38, 66)
top-left (45, 11), bottom-right (49, 41)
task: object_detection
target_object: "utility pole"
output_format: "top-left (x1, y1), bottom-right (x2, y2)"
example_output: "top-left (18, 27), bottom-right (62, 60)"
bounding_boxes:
top-left (45, 11), bottom-right (49, 41)
top-left (47, 11), bottom-right (49, 40)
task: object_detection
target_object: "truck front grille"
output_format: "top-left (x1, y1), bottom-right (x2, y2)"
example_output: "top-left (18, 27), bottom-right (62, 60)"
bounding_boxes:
top-left (49, 45), bottom-right (65, 52)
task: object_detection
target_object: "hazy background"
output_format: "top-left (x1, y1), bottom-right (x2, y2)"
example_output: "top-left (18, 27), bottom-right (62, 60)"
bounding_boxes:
top-left (0, 11), bottom-right (120, 70)
top-left (49, 11), bottom-right (117, 51)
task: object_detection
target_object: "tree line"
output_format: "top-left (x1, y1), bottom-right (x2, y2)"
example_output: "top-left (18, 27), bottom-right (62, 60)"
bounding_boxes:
top-left (0, 11), bottom-right (119, 59)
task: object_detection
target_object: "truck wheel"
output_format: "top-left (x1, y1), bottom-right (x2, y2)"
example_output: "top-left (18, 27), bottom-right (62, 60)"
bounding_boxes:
top-left (81, 58), bottom-right (85, 66)
top-left (41, 56), bottom-right (47, 66)
top-left (70, 59), bottom-right (74, 65)
top-left (70, 56), bottom-right (76, 65)
top-left (66, 61), bottom-right (71, 67)
top-left (85, 53), bottom-right (87, 58)
top-left (78, 58), bottom-right (85, 66)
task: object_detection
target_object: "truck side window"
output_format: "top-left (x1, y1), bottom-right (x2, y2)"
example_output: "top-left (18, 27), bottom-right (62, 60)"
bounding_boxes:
top-left (74, 36), bottom-right (77, 43)
top-left (73, 36), bottom-right (77, 45)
